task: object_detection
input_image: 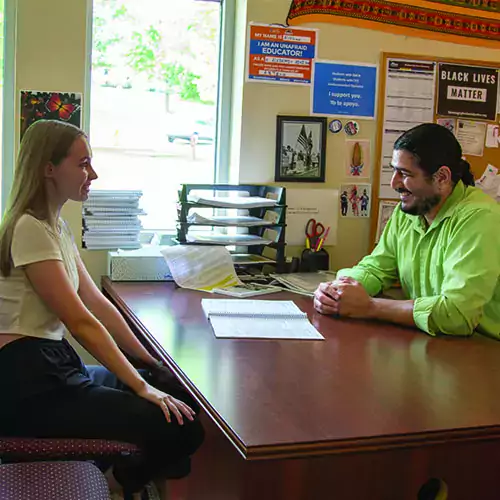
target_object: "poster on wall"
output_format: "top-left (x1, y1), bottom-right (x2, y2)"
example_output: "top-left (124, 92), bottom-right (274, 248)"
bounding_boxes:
top-left (20, 90), bottom-right (82, 140)
top-left (312, 61), bottom-right (377, 119)
top-left (246, 23), bottom-right (318, 85)
top-left (375, 200), bottom-right (399, 243)
top-left (339, 183), bottom-right (371, 218)
top-left (379, 59), bottom-right (436, 200)
top-left (437, 63), bottom-right (499, 122)
top-left (345, 140), bottom-right (371, 178)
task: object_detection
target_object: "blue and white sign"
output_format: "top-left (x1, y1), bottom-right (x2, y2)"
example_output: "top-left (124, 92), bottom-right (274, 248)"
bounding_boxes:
top-left (312, 61), bottom-right (378, 119)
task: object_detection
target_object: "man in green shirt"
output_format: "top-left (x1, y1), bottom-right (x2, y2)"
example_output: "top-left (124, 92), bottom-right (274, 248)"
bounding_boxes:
top-left (314, 123), bottom-right (500, 339)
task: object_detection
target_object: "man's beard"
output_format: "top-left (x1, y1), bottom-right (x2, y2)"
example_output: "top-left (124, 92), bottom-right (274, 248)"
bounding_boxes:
top-left (400, 193), bottom-right (441, 216)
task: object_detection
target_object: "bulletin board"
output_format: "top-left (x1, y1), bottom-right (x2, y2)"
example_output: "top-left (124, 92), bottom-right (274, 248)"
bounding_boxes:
top-left (370, 52), bottom-right (500, 247)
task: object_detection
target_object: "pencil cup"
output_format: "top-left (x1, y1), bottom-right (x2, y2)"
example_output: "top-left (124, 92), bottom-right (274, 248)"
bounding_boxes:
top-left (300, 249), bottom-right (329, 272)
top-left (285, 257), bottom-right (300, 273)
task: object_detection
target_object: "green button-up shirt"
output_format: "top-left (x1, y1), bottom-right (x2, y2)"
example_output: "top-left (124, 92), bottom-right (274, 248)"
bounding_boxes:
top-left (337, 181), bottom-right (500, 339)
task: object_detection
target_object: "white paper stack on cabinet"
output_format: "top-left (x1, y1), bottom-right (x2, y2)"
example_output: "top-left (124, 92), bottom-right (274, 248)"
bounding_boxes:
top-left (82, 190), bottom-right (145, 250)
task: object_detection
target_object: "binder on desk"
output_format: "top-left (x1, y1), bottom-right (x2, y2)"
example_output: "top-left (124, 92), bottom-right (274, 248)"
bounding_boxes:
top-left (201, 299), bottom-right (324, 340)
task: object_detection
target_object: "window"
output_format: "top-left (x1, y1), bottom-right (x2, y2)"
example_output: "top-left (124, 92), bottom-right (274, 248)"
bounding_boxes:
top-left (89, 0), bottom-right (227, 232)
top-left (0, 0), bottom-right (5, 210)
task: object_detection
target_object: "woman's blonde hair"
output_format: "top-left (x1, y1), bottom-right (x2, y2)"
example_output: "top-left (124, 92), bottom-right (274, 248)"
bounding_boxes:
top-left (0, 119), bottom-right (85, 277)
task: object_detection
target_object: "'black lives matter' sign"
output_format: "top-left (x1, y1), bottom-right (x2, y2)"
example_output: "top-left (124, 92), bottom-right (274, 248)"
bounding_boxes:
top-left (437, 63), bottom-right (499, 122)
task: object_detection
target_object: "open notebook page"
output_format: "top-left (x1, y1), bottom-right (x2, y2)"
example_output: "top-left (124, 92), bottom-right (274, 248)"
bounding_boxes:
top-left (208, 315), bottom-right (324, 340)
top-left (201, 299), bottom-right (305, 318)
top-left (201, 299), bottom-right (324, 340)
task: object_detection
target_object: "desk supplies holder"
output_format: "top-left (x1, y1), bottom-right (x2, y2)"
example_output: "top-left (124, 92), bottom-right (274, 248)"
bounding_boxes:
top-left (176, 184), bottom-right (287, 273)
top-left (300, 249), bottom-right (329, 273)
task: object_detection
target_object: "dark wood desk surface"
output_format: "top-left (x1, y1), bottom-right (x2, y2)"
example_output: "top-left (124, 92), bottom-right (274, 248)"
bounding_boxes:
top-left (102, 277), bottom-right (500, 462)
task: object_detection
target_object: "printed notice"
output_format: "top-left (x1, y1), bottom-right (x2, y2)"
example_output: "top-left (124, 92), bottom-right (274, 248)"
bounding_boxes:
top-left (312, 61), bottom-right (377, 118)
top-left (380, 59), bottom-right (436, 199)
top-left (456, 120), bottom-right (486, 156)
top-left (247, 23), bottom-right (317, 85)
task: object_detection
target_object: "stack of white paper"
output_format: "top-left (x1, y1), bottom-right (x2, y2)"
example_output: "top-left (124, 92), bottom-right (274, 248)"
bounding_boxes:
top-left (82, 190), bottom-right (145, 249)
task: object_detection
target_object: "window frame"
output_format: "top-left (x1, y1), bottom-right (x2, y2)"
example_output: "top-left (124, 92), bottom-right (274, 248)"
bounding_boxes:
top-left (1, 0), bottom-right (17, 215)
top-left (214, 0), bottom-right (235, 184)
top-left (84, 0), bottom-right (235, 196)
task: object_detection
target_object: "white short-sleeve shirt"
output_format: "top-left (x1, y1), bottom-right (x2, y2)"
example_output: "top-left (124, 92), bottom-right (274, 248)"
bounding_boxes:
top-left (0, 214), bottom-right (79, 340)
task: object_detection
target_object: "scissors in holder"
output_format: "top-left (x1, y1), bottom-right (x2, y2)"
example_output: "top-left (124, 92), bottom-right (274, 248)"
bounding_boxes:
top-left (305, 218), bottom-right (325, 251)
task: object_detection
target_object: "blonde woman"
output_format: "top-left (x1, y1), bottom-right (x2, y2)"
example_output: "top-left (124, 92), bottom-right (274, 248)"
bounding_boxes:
top-left (0, 120), bottom-right (204, 498)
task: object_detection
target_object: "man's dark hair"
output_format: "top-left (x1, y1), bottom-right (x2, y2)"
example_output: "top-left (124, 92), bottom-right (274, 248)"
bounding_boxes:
top-left (394, 123), bottom-right (475, 187)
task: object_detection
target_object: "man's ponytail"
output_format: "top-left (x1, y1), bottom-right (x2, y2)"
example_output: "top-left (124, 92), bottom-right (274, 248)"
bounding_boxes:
top-left (459, 159), bottom-right (475, 187)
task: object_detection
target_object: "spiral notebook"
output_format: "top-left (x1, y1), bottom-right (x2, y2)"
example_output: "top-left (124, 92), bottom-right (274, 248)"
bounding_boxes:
top-left (201, 299), bottom-right (324, 340)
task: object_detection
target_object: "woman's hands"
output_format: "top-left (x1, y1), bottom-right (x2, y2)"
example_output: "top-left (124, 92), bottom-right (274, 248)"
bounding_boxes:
top-left (136, 383), bottom-right (196, 425)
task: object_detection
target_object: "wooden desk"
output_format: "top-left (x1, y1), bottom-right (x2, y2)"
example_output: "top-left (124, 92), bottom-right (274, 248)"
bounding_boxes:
top-left (102, 277), bottom-right (500, 499)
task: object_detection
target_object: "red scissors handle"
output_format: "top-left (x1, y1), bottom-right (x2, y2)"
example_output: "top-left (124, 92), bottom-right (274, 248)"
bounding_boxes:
top-left (305, 219), bottom-right (325, 251)
top-left (306, 219), bottom-right (324, 238)
top-left (315, 222), bottom-right (325, 237)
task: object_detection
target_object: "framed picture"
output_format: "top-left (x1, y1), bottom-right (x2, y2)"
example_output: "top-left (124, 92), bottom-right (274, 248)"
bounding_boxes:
top-left (275, 115), bottom-right (327, 182)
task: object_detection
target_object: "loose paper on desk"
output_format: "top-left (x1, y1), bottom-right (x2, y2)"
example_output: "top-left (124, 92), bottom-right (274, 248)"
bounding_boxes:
top-left (161, 246), bottom-right (242, 292)
top-left (286, 189), bottom-right (338, 246)
top-left (271, 271), bottom-right (337, 296)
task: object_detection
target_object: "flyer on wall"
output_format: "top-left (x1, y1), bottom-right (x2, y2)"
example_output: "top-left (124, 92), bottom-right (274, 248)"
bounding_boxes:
top-left (345, 140), bottom-right (371, 178)
top-left (456, 120), bottom-right (486, 157)
top-left (436, 118), bottom-right (456, 135)
top-left (339, 184), bottom-right (371, 218)
top-left (311, 60), bottom-right (377, 119)
top-left (246, 23), bottom-right (318, 85)
top-left (379, 59), bottom-right (437, 200)
top-left (437, 63), bottom-right (499, 122)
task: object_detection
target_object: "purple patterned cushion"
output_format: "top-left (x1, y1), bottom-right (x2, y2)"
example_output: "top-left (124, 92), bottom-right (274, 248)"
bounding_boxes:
top-left (0, 461), bottom-right (110, 499)
top-left (0, 437), bottom-right (141, 461)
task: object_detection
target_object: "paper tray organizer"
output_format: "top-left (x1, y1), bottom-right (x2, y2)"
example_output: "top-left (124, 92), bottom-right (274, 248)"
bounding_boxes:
top-left (176, 184), bottom-right (287, 273)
